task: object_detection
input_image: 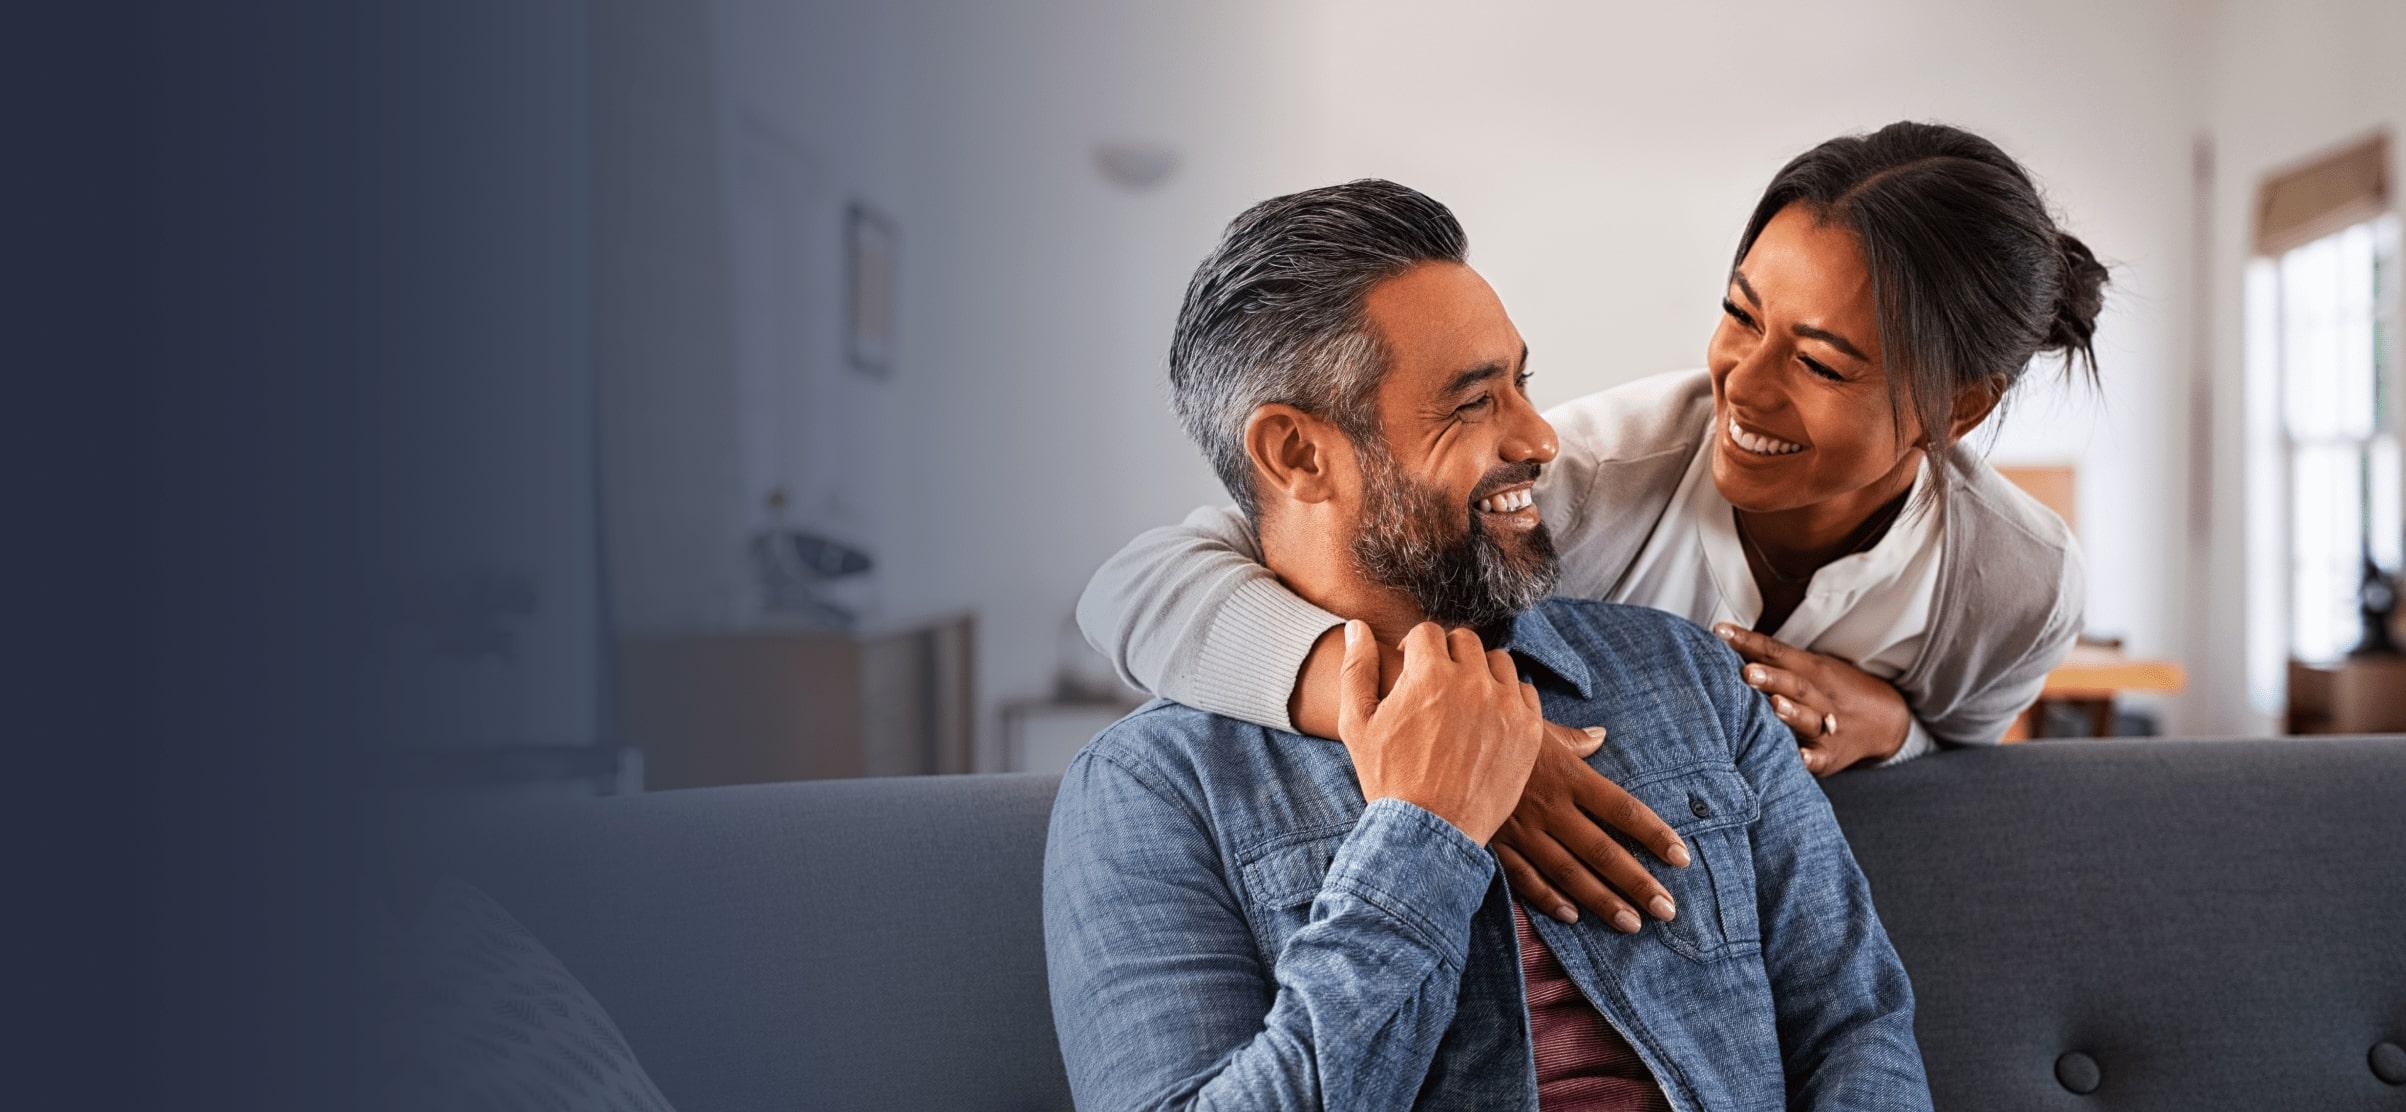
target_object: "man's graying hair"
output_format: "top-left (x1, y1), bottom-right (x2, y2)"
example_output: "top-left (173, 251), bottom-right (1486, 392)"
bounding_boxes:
top-left (1169, 179), bottom-right (1468, 521)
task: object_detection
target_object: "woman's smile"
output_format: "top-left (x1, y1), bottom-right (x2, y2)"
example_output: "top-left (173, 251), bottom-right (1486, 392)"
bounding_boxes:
top-left (1723, 413), bottom-right (1808, 458)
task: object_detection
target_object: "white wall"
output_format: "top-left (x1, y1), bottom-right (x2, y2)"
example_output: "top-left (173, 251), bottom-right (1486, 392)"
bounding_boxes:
top-left (624, 0), bottom-right (1316, 766)
top-left (619, 0), bottom-right (2404, 759)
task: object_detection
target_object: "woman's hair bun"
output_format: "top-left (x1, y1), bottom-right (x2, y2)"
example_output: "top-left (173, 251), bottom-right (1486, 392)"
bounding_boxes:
top-left (2045, 230), bottom-right (2110, 375)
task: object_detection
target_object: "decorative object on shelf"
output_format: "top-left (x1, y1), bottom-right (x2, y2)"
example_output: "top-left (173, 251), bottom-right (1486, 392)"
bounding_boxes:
top-left (750, 486), bottom-right (875, 630)
top-left (845, 200), bottom-right (898, 377)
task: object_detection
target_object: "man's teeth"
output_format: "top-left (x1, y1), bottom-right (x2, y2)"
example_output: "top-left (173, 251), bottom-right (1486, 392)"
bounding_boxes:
top-left (1729, 416), bottom-right (1805, 456)
top-left (1476, 488), bottom-right (1534, 513)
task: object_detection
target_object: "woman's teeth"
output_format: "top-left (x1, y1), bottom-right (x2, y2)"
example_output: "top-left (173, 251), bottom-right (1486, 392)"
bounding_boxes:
top-left (1729, 416), bottom-right (1805, 456)
top-left (1476, 487), bottom-right (1534, 514)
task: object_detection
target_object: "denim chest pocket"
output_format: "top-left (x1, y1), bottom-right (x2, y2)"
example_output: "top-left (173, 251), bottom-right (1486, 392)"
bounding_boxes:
top-left (1621, 763), bottom-right (1762, 963)
top-left (1233, 824), bottom-right (1353, 948)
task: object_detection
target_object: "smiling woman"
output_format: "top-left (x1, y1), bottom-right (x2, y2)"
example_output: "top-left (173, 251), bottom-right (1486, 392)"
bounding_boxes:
top-left (1077, 121), bottom-right (2102, 927)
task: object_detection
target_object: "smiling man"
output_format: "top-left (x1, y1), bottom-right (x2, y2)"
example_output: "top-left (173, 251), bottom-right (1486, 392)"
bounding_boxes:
top-left (1042, 180), bottom-right (1931, 1110)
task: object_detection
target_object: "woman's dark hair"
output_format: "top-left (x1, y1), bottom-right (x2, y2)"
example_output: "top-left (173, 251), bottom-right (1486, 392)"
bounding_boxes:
top-left (1733, 121), bottom-right (2109, 503)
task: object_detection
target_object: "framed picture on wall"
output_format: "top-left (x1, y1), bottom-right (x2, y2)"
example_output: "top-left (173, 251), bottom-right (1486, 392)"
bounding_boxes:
top-left (846, 201), bottom-right (897, 377)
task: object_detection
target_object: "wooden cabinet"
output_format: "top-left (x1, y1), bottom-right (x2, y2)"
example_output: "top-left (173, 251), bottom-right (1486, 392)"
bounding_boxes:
top-left (2288, 655), bottom-right (2406, 734)
top-left (617, 614), bottom-right (974, 789)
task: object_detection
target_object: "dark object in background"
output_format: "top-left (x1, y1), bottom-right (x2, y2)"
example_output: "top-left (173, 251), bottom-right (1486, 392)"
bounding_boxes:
top-left (2352, 550), bottom-right (2399, 657)
top-left (750, 528), bottom-right (874, 628)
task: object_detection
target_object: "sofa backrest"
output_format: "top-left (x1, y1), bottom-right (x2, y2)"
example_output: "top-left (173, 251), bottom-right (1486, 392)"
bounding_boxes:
top-left (1821, 736), bottom-right (2405, 1110)
top-left (425, 773), bottom-right (1070, 1112)
top-left (434, 737), bottom-right (2406, 1111)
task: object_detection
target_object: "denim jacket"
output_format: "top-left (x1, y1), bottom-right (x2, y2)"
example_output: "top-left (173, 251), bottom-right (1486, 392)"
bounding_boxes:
top-left (1042, 598), bottom-right (1931, 1111)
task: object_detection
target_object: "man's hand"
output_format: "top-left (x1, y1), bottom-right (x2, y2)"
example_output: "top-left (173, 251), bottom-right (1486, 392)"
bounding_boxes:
top-left (1712, 624), bottom-right (1912, 777)
top-left (1335, 620), bottom-right (1545, 845)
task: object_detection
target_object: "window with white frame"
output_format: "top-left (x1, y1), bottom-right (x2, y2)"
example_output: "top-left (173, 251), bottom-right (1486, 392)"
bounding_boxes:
top-left (2252, 213), bottom-right (2402, 665)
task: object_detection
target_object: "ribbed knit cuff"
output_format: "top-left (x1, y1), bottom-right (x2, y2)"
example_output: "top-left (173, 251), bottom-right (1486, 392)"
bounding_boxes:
top-left (1191, 577), bottom-right (1342, 734)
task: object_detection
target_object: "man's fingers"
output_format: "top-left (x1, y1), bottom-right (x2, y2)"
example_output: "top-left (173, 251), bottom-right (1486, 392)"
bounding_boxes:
top-left (1571, 766), bottom-right (1691, 868)
top-left (1445, 625), bottom-right (1484, 665)
top-left (1485, 647), bottom-right (1518, 688)
top-left (1494, 841), bottom-right (1578, 925)
top-left (1335, 620), bottom-right (1384, 739)
top-left (1400, 621), bottom-right (1447, 672)
top-left (1547, 719), bottom-right (1606, 758)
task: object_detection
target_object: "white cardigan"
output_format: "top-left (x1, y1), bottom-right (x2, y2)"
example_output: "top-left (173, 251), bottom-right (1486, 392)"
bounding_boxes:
top-left (1078, 369), bottom-right (2086, 750)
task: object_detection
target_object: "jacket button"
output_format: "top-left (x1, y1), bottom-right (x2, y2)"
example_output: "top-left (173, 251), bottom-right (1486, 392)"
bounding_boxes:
top-left (2373, 1041), bottom-right (2406, 1085)
top-left (1688, 796), bottom-right (1711, 819)
top-left (2054, 1051), bottom-right (2100, 1094)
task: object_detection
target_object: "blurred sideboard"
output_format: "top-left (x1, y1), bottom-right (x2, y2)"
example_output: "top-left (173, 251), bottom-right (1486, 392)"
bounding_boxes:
top-left (617, 613), bottom-right (975, 789)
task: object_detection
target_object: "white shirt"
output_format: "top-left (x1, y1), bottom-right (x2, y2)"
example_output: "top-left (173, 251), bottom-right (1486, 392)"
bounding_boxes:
top-left (1612, 428), bottom-right (1945, 762)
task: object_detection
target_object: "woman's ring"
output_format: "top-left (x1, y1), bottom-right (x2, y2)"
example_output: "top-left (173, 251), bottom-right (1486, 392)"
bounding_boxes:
top-left (1821, 713), bottom-right (1839, 737)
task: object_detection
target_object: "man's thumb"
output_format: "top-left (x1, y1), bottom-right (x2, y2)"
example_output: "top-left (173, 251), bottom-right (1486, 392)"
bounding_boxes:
top-left (1337, 620), bottom-right (1380, 737)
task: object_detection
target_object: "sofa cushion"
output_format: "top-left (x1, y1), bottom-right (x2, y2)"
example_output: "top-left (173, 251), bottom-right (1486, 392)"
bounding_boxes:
top-left (416, 773), bottom-right (1071, 1112)
top-left (372, 878), bottom-right (678, 1112)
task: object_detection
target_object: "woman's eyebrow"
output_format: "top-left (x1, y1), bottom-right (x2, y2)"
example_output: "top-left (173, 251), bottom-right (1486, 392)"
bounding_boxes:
top-left (1732, 270), bottom-right (1869, 361)
top-left (1730, 271), bottom-right (1762, 307)
top-left (1793, 323), bottom-right (1868, 362)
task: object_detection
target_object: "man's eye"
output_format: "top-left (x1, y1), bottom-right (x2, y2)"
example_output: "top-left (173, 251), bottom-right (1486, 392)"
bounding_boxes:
top-left (1457, 395), bottom-right (1495, 416)
top-left (1513, 371), bottom-right (1534, 394)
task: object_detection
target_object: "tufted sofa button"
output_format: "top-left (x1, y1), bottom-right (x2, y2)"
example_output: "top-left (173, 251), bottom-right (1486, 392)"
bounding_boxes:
top-left (2054, 1051), bottom-right (2101, 1094)
top-left (2373, 1041), bottom-right (2406, 1085)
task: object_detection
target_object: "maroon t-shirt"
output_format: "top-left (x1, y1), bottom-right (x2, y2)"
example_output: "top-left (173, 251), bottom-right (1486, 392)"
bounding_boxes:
top-left (1512, 903), bottom-right (1673, 1111)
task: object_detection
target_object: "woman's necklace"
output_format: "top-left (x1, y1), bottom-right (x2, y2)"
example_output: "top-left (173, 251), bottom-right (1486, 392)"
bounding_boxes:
top-left (1733, 491), bottom-right (1912, 587)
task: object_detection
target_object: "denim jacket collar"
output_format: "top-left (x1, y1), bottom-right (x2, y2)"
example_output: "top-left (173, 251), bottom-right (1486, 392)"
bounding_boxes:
top-left (1500, 605), bottom-right (1595, 699)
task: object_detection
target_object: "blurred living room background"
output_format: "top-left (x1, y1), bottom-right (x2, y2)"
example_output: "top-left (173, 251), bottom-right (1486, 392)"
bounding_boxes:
top-left (223, 0), bottom-right (2403, 797)
top-left (45, 5), bottom-right (2398, 1105)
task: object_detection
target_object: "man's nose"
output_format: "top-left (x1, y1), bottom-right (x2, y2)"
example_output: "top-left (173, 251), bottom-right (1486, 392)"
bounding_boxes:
top-left (1500, 394), bottom-right (1558, 465)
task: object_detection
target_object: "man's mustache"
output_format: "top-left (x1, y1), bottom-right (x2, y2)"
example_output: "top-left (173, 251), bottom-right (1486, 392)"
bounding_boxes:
top-left (1469, 462), bottom-right (1543, 503)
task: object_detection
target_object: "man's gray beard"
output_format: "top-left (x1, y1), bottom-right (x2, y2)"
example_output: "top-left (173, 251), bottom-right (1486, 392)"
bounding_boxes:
top-left (1348, 444), bottom-right (1560, 632)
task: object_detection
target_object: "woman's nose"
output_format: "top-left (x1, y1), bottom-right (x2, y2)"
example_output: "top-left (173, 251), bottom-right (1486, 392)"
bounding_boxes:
top-left (1722, 342), bottom-right (1786, 411)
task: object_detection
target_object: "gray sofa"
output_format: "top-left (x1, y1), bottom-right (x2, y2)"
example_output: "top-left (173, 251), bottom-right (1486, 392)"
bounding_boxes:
top-left (433, 737), bottom-right (2406, 1111)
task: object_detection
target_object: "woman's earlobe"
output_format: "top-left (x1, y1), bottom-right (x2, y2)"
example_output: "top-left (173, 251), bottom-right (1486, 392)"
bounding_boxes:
top-left (1949, 376), bottom-right (2008, 439)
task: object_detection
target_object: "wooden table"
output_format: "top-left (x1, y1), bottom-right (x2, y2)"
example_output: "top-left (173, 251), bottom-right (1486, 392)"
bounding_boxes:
top-left (2003, 645), bottom-right (2187, 740)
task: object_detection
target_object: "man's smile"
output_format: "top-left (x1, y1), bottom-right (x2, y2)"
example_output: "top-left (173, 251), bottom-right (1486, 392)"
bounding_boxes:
top-left (1473, 482), bottom-right (1541, 532)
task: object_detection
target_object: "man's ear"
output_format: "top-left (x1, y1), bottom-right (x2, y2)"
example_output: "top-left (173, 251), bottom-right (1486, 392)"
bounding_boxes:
top-left (1945, 375), bottom-right (2007, 442)
top-left (1243, 404), bottom-right (1347, 508)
